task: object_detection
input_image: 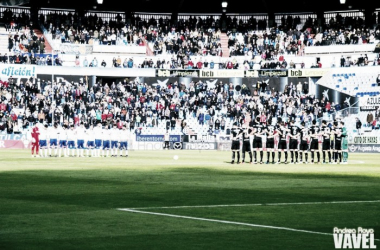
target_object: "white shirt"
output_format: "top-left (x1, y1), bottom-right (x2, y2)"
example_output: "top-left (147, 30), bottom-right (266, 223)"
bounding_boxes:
top-left (49, 127), bottom-right (59, 140)
top-left (58, 128), bottom-right (67, 141)
top-left (164, 133), bottom-right (170, 141)
top-left (67, 129), bottom-right (76, 141)
top-left (111, 129), bottom-right (120, 141)
top-left (76, 126), bottom-right (86, 140)
top-left (39, 128), bottom-right (48, 140)
top-left (102, 129), bottom-right (111, 141)
top-left (120, 129), bottom-right (130, 142)
top-left (93, 126), bottom-right (103, 140)
top-left (87, 129), bottom-right (95, 142)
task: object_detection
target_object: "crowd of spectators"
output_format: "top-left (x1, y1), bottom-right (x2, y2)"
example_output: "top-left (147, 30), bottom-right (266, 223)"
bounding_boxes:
top-left (0, 72), bottom-right (359, 136)
top-left (2, 9), bottom-right (380, 71)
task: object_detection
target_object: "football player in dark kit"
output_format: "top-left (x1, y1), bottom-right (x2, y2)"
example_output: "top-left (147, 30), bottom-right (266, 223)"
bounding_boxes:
top-left (241, 123), bottom-right (253, 164)
top-left (265, 122), bottom-right (276, 164)
top-left (332, 121), bottom-right (343, 164)
top-left (276, 121), bottom-right (289, 164)
top-left (310, 120), bottom-right (321, 164)
top-left (298, 121), bottom-right (310, 163)
top-left (321, 120), bottom-right (333, 164)
top-left (252, 117), bottom-right (266, 164)
top-left (230, 123), bottom-right (242, 164)
top-left (288, 119), bottom-right (300, 164)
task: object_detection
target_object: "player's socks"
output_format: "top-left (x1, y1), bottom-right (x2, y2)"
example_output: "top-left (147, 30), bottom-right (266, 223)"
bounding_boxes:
top-left (334, 152), bottom-right (338, 162)
top-left (338, 152), bottom-right (342, 163)
top-left (272, 152), bottom-right (275, 162)
top-left (284, 152), bottom-right (288, 162)
top-left (311, 152), bottom-right (314, 162)
top-left (323, 151), bottom-right (326, 162)
top-left (295, 152), bottom-right (298, 162)
top-left (328, 152), bottom-right (331, 162)
top-left (48, 148), bottom-right (52, 155)
top-left (278, 152), bottom-right (281, 162)
top-left (267, 152), bottom-right (270, 162)
top-left (260, 151), bottom-right (263, 162)
top-left (237, 152), bottom-right (240, 162)
top-left (290, 151), bottom-right (294, 162)
top-left (248, 152), bottom-right (252, 162)
top-left (317, 152), bottom-right (320, 162)
top-left (106, 150), bottom-right (109, 157)
top-left (253, 151), bottom-right (257, 162)
top-left (125, 150), bottom-right (128, 157)
top-left (305, 153), bottom-right (308, 162)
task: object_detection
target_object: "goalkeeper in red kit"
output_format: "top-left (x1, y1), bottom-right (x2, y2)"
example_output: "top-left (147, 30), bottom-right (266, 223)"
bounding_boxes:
top-left (31, 124), bottom-right (40, 157)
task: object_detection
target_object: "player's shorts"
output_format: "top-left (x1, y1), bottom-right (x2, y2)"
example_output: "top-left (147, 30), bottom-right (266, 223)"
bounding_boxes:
top-left (95, 139), bottom-right (102, 148)
top-left (252, 139), bottom-right (262, 149)
top-left (39, 140), bottom-right (47, 147)
top-left (278, 140), bottom-right (287, 150)
top-left (310, 139), bottom-right (319, 150)
top-left (334, 139), bottom-right (342, 151)
top-left (103, 140), bottom-right (110, 149)
top-left (111, 141), bottom-right (118, 148)
top-left (289, 139), bottom-right (298, 150)
top-left (242, 140), bottom-right (251, 152)
top-left (77, 140), bottom-right (84, 149)
top-left (119, 141), bottom-right (128, 149)
top-left (50, 139), bottom-right (58, 146)
top-left (68, 141), bottom-right (75, 149)
top-left (266, 138), bottom-right (274, 149)
top-left (231, 140), bottom-right (240, 150)
top-left (59, 140), bottom-right (67, 147)
top-left (300, 140), bottom-right (309, 151)
top-left (322, 139), bottom-right (331, 150)
top-left (87, 141), bottom-right (95, 147)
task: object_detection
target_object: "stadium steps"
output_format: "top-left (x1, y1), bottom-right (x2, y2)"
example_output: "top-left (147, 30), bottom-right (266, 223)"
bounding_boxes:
top-left (220, 32), bottom-right (230, 58)
top-left (33, 29), bottom-right (52, 53)
top-left (0, 27), bottom-right (12, 55)
top-left (143, 37), bottom-right (154, 56)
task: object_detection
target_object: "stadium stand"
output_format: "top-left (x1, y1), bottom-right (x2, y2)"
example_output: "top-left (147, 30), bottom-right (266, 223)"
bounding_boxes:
top-left (0, 6), bottom-right (380, 139)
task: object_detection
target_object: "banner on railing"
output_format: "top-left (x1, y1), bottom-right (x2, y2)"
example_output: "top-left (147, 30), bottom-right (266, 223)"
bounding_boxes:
top-left (135, 134), bottom-right (181, 142)
top-left (156, 69), bottom-right (199, 77)
top-left (348, 135), bottom-right (380, 144)
top-left (257, 69), bottom-right (288, 77)
top-left (288, 69), bottom-right (330, 77)
top-left (0, 65), bottom-right (36, 79)
top-left (315, 84), bottom-right (359, 108)
top-left (0, 140), bottom-right (29, 149)
top-left (200, 70), bottom-right (245, 78)
top-left (348, 144), bottom-right (380, 153)
top-left (182, 142), bottom-right (217, 150)
top-left (359, 97), bottom-right (380, 111)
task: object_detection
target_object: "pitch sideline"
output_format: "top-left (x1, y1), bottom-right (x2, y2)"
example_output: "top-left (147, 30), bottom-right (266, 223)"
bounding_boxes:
top-left (118, 208), bottom-right (380, 241)
top-left (122, 200), bottom-right (380, 210)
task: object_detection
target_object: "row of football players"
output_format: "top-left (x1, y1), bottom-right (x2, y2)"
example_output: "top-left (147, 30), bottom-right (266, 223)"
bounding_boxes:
top-left (230, 118), bottom-right (347, 164)
top-left (37, 123), bottom-right (131, 157)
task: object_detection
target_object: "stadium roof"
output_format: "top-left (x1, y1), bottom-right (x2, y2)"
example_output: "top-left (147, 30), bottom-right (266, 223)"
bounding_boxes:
top-left (7, 0), bottom-right (380, 14)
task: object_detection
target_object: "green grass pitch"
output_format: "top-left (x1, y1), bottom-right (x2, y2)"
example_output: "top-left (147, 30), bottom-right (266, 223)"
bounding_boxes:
top-left (0, 150), bottom-right (379, 250)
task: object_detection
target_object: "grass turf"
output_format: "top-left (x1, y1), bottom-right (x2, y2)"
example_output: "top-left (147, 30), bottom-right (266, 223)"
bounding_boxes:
top-left (0, 150), bottom-right (379, 249)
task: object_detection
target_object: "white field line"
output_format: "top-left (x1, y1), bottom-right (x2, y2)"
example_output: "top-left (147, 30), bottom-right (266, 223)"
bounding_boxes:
top-left (118, 208), bottom-right (380, 241)
top-left (124, 200), bottom-right (380, 210)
